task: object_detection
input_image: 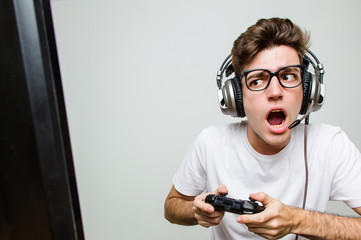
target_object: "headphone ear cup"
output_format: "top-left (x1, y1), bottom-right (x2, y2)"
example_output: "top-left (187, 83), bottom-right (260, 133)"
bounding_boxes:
top-left (231, 77), bottom-right (245, 118)
top-left (218, 79), bottom-right (237, 117)
top-left (300, 71), bottom-right (312, 115)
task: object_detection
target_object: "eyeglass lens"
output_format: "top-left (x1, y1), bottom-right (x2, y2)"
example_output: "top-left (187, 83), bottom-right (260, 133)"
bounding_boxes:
top-left (246, 66), bottom-right (303, 91)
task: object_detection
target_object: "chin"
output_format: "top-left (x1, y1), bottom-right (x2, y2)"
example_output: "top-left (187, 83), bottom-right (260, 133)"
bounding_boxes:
top-left (247, 121), bottom-right (292, 155)
top-left (264, 132), bottom-right (292, 151)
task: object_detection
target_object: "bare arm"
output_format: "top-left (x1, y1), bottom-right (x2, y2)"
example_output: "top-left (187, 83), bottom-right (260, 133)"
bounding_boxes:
top-left (296, 206), bottom-right (361, 240)
top-left (164, 184), bottom-right (228, 227)
top-left (238, 192), bottom-right (361, 240)
top-left (164, 185), bottom-right (198, 225)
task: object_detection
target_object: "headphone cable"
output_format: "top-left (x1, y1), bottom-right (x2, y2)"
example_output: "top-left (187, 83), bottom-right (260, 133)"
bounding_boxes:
top-left (302, 116), bottom-right (309, 210)
top-left (295, 115), bottom-right (310, 240)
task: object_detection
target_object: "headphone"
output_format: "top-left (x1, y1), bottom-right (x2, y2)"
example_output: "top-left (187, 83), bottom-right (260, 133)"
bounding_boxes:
top-left (216, 49), bottom-right (326, 129)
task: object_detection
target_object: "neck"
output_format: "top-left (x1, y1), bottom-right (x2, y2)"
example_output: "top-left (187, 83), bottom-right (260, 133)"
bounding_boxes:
top-left (246, 123), bottom-right (291, 155)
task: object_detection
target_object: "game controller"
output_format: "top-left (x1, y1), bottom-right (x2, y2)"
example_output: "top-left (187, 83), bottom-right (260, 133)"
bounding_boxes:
top-left (205, 193), bottom-right (265, 215)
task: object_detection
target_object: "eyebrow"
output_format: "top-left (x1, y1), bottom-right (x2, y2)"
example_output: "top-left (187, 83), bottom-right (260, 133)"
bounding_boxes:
top-left (246, 65), bottom-right (302, 74)
top-left (248, 71), bottom-right (269, 77)
top-left (281, 67), bottom-right (301, 73)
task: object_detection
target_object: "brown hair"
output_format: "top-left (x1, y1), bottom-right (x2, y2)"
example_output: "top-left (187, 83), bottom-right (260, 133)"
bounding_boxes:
top-left (231, 18), bottom-right (310, 76)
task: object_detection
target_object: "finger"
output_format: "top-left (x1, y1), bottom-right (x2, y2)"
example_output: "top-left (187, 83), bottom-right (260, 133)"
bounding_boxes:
top-left (237, 211), bottom-right (270, 224)
top-left (193, 194), bottom-right (214, 213)
top-left (194, 206), bottom-right (224, 218)
top-left (250, 192), bottom-right (273, 206)
top-left (193, 198), bottom-right (214, 214)
top-left (214, 184), bottom-right (228, 195)
top-left (249, 231), bottom-right (279, 240)
top-left (197, 215), bottom-right (223, 228)
top-left (197, 220), bottom-right (213, 228)
top-left (194, 208), bottom-right (225, 227)
top-left (248, 226), bottom-right (270, 234)
top-left (247, 226), bottom-right (283, 240)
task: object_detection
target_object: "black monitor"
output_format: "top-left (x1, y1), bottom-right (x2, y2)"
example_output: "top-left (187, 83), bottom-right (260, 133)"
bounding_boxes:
top-left (0, 0), bottom-right (84, 239)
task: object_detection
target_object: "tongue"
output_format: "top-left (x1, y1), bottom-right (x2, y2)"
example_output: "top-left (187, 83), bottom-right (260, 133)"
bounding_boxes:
top-left (267, 112), bottom-right (284, 125)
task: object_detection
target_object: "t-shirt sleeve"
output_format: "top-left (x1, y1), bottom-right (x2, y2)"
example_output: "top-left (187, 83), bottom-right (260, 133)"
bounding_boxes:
top-left (172, 130), bottom-right (207, 196)
top-left (329, 129), bottom-right (361, 208)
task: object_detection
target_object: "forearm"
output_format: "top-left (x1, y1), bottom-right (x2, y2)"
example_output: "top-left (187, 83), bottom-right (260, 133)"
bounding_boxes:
top-left (164, 197), bottom-right (197, 225)
top-left (293, 207), bottom-right (361, 239)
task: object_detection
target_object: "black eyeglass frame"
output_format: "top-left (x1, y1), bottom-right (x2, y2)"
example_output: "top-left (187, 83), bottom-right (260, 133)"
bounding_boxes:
top-left (239, 64), bottom-right (306, 91)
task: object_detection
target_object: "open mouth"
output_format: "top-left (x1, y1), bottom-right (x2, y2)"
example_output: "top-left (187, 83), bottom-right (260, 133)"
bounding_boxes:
top-left (267, 110), bottom-right (285, 126)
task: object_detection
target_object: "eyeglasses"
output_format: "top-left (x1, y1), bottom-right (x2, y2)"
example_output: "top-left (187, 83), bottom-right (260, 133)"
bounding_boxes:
top-left (240, 65), bottom-right (306, 91)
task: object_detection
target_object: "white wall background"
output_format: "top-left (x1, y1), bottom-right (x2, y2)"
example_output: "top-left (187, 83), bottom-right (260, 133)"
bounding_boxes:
top-left (50, 0), bottom-right (361, 239)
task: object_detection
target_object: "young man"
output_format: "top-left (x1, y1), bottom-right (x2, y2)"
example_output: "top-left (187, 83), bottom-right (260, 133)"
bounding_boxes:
top-left (164, 18), bottom-right (361, 239)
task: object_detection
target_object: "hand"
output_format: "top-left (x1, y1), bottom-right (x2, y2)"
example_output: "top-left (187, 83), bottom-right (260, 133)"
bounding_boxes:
top-left (236, 192), bottom-right (296, 240)
top-left (192, 184), bottom-right (228, 228)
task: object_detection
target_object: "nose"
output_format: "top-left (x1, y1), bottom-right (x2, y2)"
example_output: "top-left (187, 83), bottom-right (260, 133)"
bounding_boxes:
top-left (266, 76), bottom-right (283, 100)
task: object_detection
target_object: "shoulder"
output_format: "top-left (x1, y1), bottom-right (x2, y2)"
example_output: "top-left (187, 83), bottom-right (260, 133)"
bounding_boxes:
top-left (306, 123), bottom-right (358, 157)
top-left (292, 123), bottom-right (351, 154)
top-left (199, 121), bottom-right (244, 139)
top-left (307, 122), bottom-right (344, 140)
top-left (191, 122), bottom-right (245, 149)
top-left (308, 122), bottom-right (341, 132)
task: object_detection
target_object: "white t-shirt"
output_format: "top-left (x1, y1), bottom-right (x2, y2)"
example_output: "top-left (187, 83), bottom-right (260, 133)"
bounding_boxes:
top-left (173, 121), bottom-right (361, 239)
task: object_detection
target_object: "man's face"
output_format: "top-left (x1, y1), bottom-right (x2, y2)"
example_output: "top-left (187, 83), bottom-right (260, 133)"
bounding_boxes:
top-left (242, 45), bottom-right (303, 155)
